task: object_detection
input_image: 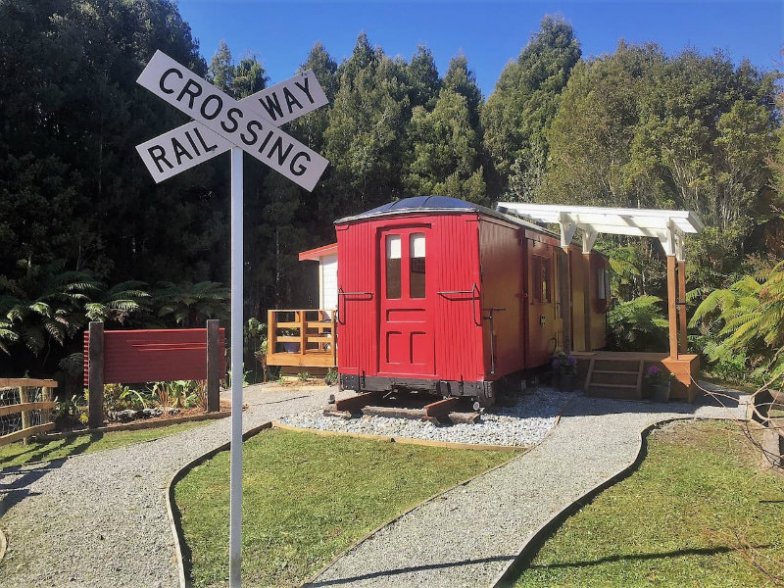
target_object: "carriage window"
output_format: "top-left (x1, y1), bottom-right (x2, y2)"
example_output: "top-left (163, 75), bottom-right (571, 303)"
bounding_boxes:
top-left (386, 235), bottom-right (401, 299)
top-left (532, 256), bottom-right (542, 303)
top-left (409, 233), bottom-right (426, 298)
top-left (597, 265), bottom-right (608, 300)
top-left (542, 259), bottom-right (551, 303)
top-left (554, 254), bottom-right (562, 317)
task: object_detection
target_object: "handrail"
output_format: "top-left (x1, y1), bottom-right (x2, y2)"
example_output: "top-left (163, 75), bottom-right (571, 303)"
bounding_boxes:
top-left (437, 283), bottom-right (481, 326)
top-left (483, 307), bottom-right (507, 375)
top-left (336, 288), bottom-right (373, 324)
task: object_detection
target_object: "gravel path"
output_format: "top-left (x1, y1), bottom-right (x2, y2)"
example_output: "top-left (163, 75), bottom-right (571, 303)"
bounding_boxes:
top-left (280, 388), bottom-right (573, 446)
top-left (0, 384), bottom-right (343, 588)
top-left (306, 392), bottom-right (747, 588)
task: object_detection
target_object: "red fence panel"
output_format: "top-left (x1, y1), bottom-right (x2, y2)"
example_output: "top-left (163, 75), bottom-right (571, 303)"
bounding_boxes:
top-left (84, 328), bottom-right (226, 385)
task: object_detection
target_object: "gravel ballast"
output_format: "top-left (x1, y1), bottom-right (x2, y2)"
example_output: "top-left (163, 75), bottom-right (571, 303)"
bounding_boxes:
top-left (0, 384), bottom-right (344, 588)
top-left (280, 387), bottom-right (574, 446)
top-left (306, 392), bottom-right (747, 588)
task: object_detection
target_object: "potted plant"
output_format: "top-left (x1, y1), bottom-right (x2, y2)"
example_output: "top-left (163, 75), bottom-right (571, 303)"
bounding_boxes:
top-left (551, 352), bottom-right (578, 392)
top-left (645, 365), bottom-right (671, 402)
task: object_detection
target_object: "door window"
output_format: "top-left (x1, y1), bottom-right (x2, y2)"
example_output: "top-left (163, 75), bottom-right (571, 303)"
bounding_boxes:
top-left (542, 258), bottom-right (551, 302)
top-left (409, 233), bottom-right (426, 298)
top-left (386, 235), bottom-right (401, 299)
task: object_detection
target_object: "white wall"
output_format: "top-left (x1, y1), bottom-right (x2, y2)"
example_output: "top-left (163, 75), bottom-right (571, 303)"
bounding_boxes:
top-left (319, 254), bottom-right (338, 313)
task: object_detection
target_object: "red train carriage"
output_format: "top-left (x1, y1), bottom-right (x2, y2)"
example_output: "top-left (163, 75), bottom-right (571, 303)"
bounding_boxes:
top-left (335, 196), bottom-right (608, 406)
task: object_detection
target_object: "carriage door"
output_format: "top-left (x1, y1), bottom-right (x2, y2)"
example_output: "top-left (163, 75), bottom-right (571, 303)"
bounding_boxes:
top-left (527, 244), bottom-right (556, 367)
top-left (379, 229), bottom-right (435, 375)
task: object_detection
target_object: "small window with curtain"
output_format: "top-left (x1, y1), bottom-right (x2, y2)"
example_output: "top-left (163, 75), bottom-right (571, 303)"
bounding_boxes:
top-left (554, 254), bottom-right (562, 317)
top-left (532, 256), bottom-right (542, 303)
top-left (597, 266), bottom-right (608, 300)
top-left (409, 233), bottom-right (426, 298)
top-left (542, 258), bottom-right (551, 303)
top-left (386, 235), bottom-right (401, 299)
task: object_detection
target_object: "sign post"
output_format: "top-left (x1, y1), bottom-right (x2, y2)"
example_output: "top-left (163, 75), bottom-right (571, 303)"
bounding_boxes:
top-left (134, 51), bottom-right (329, 587)
top-left (229, 146), bottom-right (243, 586)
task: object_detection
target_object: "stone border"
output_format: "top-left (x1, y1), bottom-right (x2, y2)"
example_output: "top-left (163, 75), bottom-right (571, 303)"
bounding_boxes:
top-left (489, 417), bottom-right (732, 587)
top-left (33, 410), bottom-right (230, 442)
top-left (0, 526), bottom-right (7, 564)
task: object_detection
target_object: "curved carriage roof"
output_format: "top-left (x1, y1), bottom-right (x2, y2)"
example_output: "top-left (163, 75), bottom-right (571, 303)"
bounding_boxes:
top-left (335, 195), bottom-right (522, 226)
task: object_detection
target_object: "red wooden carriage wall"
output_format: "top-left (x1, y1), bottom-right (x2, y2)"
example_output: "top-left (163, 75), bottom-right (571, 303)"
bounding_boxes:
top-left (334, 196), bottom-right (609, 406)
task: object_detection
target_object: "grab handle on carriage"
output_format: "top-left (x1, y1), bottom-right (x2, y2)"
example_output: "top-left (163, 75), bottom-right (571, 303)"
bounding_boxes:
top-left (336, 288), bottom-right (373, 324)
top-left (437, 283), bottom-right (481, 326)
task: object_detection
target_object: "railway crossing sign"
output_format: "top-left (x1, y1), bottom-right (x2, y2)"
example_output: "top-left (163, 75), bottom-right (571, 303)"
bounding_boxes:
top-left (134, 50), bottom-right (329, 587)
top-left (137, 51), bottom-right (328, 189)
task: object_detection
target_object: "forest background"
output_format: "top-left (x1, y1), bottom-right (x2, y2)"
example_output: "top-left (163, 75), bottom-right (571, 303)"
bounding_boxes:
top-left (0, 0), bottom-right (781, 389)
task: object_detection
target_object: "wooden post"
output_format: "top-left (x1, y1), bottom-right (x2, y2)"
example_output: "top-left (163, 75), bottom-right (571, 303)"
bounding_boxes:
top-left (19, 386), bottom-right (30, 445)
top-left (41, 386), bottom-right (52, 427)
top-left (267, 309), bottom-right (277, 366)
top-left (330, 312), bottom-right (337, 368)
top-left (666, 255), bottom-right (679, 359)
top-left (677, 259), bottom-right (688, 355)
top-left (88, 321), bottom-right (104, 429)
top-left (206, 319), bottom-right (220, 413)
top-left (299, 310), bottom-right (306, 358)
top-left (560, 249), bottom-right (572, 354)
top-left (583, 253), bottom-right (592, 351)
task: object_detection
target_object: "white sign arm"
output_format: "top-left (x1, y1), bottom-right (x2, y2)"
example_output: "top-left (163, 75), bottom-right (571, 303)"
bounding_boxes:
top-left (136, 51), bottom-right (328, 191)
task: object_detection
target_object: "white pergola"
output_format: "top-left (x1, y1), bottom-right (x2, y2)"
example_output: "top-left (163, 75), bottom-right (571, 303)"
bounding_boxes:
top-left (496, 202), bottom-right (703, 260)
top-left (496, 202), bottom-right (704, 360)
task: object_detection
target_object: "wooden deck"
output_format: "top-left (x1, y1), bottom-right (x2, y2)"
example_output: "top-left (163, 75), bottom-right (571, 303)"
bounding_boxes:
top-left (573, 351), bottom-right (699, 402)
top-left (266, 309), bottom-right (336, 369)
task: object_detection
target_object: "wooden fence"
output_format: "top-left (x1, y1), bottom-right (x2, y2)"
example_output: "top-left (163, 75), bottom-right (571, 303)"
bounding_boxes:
top-left (0, 378), bottom-right (57, 446)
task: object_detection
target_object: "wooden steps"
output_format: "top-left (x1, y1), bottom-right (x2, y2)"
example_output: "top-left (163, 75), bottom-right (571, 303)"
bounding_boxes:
top-left (584, 357), bottom-right (647, 400)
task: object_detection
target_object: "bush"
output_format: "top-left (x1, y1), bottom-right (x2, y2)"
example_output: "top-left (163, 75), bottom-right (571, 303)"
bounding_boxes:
top-left (607, 295), bottom-right (668, 352)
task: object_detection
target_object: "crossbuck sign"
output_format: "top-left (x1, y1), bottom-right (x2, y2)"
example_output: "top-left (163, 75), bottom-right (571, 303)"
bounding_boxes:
top-left (135, 50), bottom-right (329, 587)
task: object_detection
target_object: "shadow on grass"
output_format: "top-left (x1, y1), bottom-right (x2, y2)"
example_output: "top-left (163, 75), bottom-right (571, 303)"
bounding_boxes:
top-left (525, 544), bottom-right (771, 570)
top-left (0, 433), bottom-right (104, 516)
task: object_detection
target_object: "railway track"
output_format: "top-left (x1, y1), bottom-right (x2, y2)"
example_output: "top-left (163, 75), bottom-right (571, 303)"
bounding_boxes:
top-left (323, 390), bottom-right (481, 425)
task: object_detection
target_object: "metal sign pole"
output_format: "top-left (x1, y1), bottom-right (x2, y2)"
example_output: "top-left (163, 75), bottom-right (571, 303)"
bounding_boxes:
top-left (133, 51), bottom-right (329, 587)
top-left (229, 146), bottom-right (244, 587)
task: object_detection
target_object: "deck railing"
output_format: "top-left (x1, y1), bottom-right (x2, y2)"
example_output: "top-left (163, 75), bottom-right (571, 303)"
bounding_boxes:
top-left (266, 309), bottom-right (336, 369)
top-left (0, 378), bottom-right (57, 446)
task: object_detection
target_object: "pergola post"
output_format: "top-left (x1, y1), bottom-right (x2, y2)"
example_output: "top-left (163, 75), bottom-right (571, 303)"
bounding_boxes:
top-left (666, 255), bottom-right (679, 359)
top-left (581, 230), bottom-right (596, 352)
top-left (677, 259), bottom-right (687, 355)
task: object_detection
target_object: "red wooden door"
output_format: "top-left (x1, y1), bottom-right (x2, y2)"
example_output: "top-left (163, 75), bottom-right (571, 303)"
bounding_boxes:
top-left (378, 228), bottom-right (434, 375)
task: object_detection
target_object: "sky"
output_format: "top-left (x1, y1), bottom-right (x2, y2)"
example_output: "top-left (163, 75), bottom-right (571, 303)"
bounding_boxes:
top-left (176, 1), bottom-right (782, 97)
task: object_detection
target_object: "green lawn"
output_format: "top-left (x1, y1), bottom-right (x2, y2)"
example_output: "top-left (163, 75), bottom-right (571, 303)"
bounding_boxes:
top-left (0, 420), bottom-right (209, 469)
top-left (174, 428), bottom-right (518, 587)
top-left (512, 420), bottom-right (784, 588)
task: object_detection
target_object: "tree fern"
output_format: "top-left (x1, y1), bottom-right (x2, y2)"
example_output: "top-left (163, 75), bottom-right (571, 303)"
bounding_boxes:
top-left (690, 261), bottom-right (784, 382)
top-left (607, 295), bottom-right (669, 351)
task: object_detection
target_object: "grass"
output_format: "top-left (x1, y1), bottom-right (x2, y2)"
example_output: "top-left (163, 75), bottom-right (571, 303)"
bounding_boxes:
top-left (174, 428), bottom-right (519, 587)
top-left (512, 420), bottom-right (784, 588)
top-left (0, 420), bottom-right (208, 469)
